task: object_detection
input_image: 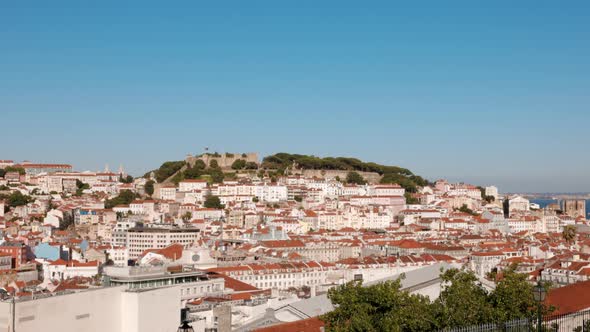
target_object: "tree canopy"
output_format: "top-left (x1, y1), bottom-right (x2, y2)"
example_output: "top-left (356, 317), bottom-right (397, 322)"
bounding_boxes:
top-left (75, 180), bottom-right (90, 196)
top-left (457, 204), bottom-right (478, 216)
top-left (193, 159), bottom-right (207, 170)
top-left (105, 190), bottom-right (139, 209)
top-left (261, 153), bottom-right (428, 192)
top-left (119, 175), bottom-right (134, 183)
top-left (4, 166), bottom-right (26, 175)
top-left (323, 267), bottom-right (552, 331)
top-left (204, 194), bottom-right (224, 209)
top-left (144, 180), bottom-right (155, 197)
top-left (144, 161), bottom-right (186, 183)
top-left (231, 159), bottom-right (247, 170)
top-left (2, 191), bottom-right (33, 207)
top-left (345, 171), bottom-right (366, 185)
top-left (323, 277), bottom-right (436, 332)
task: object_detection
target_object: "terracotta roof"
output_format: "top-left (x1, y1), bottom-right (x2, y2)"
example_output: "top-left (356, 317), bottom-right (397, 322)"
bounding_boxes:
top-left (254, 317), bottom-right (325, 332)
top-left (140, 243), bottom-right (184, 261)
top-left (209, 273), bottom-right (260, 292)
top-left (260, 240), bottom-right (305, 248)
top-left (545, 280), bottom-right (590, 315)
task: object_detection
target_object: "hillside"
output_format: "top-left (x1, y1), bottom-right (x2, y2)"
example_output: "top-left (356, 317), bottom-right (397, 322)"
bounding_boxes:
top-left (144, 153), bottom-right (429, 195)
top-left (262, 153), bottom-right (428, 193)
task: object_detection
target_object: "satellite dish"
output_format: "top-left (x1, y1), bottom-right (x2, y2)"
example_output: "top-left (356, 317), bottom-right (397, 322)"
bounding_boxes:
top-left (192, 254), bottom-right (200, 262)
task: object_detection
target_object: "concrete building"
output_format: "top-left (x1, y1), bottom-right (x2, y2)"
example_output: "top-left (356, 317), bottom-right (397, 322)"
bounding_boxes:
top-left (104, 266), bottom-right (225, 303)
top-left (0, 286), bottom-right (180, 332)
top-left (179, 179), bottom-right (208, 192)
top-left (507, 195), bottom-right (530, 216)
top-left (158, 184), bottom-right (177, 201)
top-left (126, 227), bottom-right (200, 259)
top-left (18, 163), bottom-right (73, 175)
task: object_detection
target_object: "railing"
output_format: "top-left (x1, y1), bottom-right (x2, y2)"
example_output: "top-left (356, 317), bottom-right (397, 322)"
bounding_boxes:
top-left (440, 309), bottom-right (590, 332)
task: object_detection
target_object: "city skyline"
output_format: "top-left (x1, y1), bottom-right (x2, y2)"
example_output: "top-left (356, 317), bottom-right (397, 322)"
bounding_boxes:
top-left (2, 3), bottom-right (590, 331)
top-left (2, 1), bottom-right (589, 192)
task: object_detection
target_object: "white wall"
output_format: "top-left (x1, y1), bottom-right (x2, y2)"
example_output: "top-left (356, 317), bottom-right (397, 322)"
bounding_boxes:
top-left (121, 287), bottom-right (180, 332)
top-left (0, 286), bottom-right (180, 332)
top-left (0, 286), bottom-right (122, 332)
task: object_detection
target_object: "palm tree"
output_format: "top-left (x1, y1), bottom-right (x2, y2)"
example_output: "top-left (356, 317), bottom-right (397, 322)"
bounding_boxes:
top-left (562, 225), bottom-right (577, 244)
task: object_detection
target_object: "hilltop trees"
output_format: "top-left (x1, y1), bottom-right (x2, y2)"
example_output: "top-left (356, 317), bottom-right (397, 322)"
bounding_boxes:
top-left (261, 153), bottom-right (428, 193)
top-left (345, 171), bottom-right (366, 185)
top-left (144, 161), bottom-right (186, 183)
top-left (231, 159), bottom-right (247, 170)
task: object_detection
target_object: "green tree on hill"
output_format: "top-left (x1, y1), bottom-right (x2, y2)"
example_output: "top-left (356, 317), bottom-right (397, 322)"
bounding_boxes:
top-left (183, 165), bottom-right (203, 179)
top-left (105, 190), bottom-right (138, 209)
top-left (193, 159), bottom-right (207, 170)
top-left (144, 180), bottom-right (155, 197)
top-left (345, 171), bottom-right (366, 185)
top-left (405, 192), bottom-right (419, 204)
top-left (4, 166), bottom-right (26, 175)
top-left (244, 161), bottom-right (258, 170)
top-left (144, 161), bottom-right (186, 183)
top-left (119, 175), bottom-right (134, 183)
top-left (260, 153), bottom-right (428, 192)
top-left (209, 168), bottom-right (225, 183)
top-left (231, 159), bottom-right (247, 170)
top-left (457, 204), bottom-right (478, 216)
top-left (5, 191), bottom-right (33, 207)
top-left (74, 179), bottom-right (90, 196)
top-left (204, 194), bottom-right (224, 209)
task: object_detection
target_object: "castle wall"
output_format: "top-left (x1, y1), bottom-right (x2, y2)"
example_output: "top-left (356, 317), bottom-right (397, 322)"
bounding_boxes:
top-left (186, 153), bottom-right (259, 169)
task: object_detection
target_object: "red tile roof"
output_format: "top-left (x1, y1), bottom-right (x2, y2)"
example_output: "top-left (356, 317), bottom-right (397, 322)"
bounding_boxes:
top-left (254, 317), bottom-right (325, 332)
top-left (545, 280), bottom-right (590, 315)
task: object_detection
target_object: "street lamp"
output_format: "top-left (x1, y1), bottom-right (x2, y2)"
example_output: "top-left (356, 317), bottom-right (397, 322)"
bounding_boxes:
top-left (177, 321), bottom-right (194, 332)
top-left (533, 281), bottom-right (547, 332)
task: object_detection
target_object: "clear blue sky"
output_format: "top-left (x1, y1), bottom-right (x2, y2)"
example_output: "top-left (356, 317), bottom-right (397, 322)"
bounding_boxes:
top-left (1, 1), bottom-right (589, 193)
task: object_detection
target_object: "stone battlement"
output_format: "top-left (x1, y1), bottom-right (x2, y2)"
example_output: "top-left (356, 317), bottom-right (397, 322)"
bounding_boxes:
top-left (186, 152), bottom-right (259, 169)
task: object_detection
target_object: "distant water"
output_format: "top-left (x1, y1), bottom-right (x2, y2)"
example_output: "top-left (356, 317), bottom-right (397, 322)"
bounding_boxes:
top-left (530, 199), bottom-right (589, 218)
